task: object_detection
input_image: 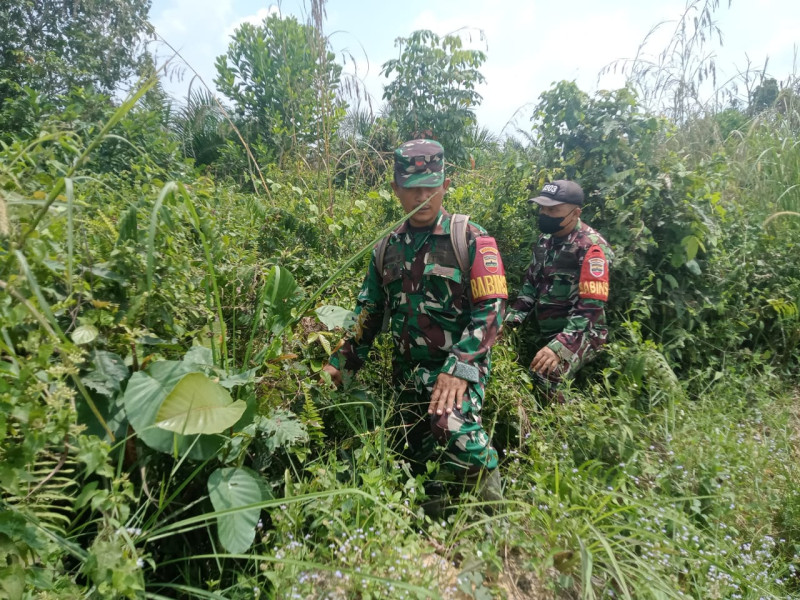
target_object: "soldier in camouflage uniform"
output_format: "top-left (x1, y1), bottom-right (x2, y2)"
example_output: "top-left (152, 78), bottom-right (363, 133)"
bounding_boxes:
top-left (323, 139), bottom-right (507, 500)
top-left (505, 180), bottom-right (613, 397)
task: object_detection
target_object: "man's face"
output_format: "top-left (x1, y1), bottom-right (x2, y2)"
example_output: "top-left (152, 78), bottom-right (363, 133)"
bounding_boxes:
top-left (392, 178), bottom-right (451, 227)
top-left (538, 202), bottom-right (581, 235)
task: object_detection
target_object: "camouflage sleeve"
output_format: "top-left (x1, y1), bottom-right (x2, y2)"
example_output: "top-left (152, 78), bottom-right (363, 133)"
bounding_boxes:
top-left (546, 298), bottom-right (608, 362)
top-left (328, 249), bottom-right (386, 374)
top-left (441, 297), bottom-right (505, 383)
top-left (505, 254), bottom-right (538, 325)
top-left (546, 245), bottom-right (610, 362)
top-left (441, 235), bottom-right (506, 383)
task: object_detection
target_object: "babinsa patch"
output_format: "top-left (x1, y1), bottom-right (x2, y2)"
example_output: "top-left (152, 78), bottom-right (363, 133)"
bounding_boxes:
top-left (480, 246), bottom-right (500, 273)
top-left (588, 257), bottom-right (605, 277)
top-left (471, 237), bottom-right (508, 301)
top-left (579, 245), bottom-right (609, 301)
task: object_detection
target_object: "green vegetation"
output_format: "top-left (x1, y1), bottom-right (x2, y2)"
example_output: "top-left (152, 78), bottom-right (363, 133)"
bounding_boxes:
top-left (1, 1), bottom-right (799, 598)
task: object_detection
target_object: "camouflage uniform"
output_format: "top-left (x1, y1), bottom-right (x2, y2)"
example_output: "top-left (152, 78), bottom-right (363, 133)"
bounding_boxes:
top-left (505, 219), bottom-right (613, 387)
top-left (329, 209), bottom-right (506, 474)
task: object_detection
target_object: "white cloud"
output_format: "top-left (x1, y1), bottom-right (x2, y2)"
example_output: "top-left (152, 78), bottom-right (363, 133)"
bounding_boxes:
top-left (150, 0), bottom-right (800, 129)
top-left (223, 6), bottom-right (281, 43)
top-left (150, 0), bottom-right (237, 95)
top-left (153, 0), bottom-right (234, 41)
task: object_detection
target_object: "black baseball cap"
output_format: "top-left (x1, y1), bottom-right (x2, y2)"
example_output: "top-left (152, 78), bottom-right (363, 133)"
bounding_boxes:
top-left (529, 180), bottom-right (584, 207)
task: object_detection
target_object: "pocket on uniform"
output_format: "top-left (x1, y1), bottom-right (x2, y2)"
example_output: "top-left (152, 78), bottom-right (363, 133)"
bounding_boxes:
top-left (422, 264), bottom-right (465, 311)
top-left (547, 270), bottom-right (578, 303)
top-left (423, 263), bottom-right (462, 283)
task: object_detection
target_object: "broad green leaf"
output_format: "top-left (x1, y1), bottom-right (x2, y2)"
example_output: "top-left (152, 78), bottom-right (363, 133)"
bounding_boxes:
top-left (155, 373), bottom-right (246, 435)
top-left (183, 345), bottom-right (214, 367)
top-left (71, 324), bottom-right (98, 345)
top-left (262, 265), bottom-right (303, 333)
top-left (122, 361), bottom-right (224, 460)
top-left (685, 259), bottom-right (702, 275)
top-left (82, 350), bottom-right (128, 397)
top-left (315, 305), bottom-right (356, 330)
top-left (219, 368), bottom-right (258, 389)
top-left (207, 467), bottom-right (263, 554)
top-left (681, 235), bottom-right (700, 262)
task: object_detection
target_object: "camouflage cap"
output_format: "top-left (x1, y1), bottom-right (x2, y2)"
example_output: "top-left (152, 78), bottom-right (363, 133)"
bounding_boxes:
top-left (394, 139), bottom-right (445, 188)
top-left (530, 180), bottom-right (584, 207)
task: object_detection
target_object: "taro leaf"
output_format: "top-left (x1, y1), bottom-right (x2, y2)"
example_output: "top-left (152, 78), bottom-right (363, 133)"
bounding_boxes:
top-left (71, 324), bottom-right (98, 345)
top-left (122, 361), bottom-right (224, 460)
top-left (315, 305), bottom-right (356, 330)
top-left (207, 467), bottom-right (263, 554)
top-left (183, 346), bottom-right (214, 368)
top-left (219, 367), bottom-right (258, 389)
top-left (82, 350), bottom-right (128, 397)
top-left (155, 373), bottom-right (246, 435)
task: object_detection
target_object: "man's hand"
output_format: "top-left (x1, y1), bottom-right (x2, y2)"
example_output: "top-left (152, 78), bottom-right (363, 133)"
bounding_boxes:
top-left (530, 346), bottom-right (560, 376)
top-left (428, 372), bottom-right (468, 416)
top-left (321, 364), bottom-right (342, 388)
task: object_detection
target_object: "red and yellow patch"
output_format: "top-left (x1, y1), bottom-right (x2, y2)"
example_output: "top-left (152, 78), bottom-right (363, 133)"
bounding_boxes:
top-left (471, 237), bottom-right (508, 301)
top-left (579, 245), bottom-right (609, 301)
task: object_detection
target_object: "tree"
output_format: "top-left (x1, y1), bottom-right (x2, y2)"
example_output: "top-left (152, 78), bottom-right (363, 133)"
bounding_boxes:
top-left (214, 14), bottom-right (343, 163)
top-left (172, 89), bottom-right (232, 168)
top-left (748, 77), bottom-right (779, 115)
top-left (381, 29), bottom-right (486, 165)
top-left (0, 0), bottom-right (153, 100)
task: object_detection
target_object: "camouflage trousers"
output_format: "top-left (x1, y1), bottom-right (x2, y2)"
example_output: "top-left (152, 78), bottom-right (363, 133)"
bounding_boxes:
top-left (391, 385), bottom-right (498, 476)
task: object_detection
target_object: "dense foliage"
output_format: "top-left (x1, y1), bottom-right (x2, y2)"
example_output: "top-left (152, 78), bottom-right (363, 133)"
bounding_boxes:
top-left (382, 29), bottom-right (487, 166)
top-left (0, 0), bottom-right (153, 139)
top-left (215, 14), bottom-right (344, 167)
top-left (1, 1), bottom-right (800, 599)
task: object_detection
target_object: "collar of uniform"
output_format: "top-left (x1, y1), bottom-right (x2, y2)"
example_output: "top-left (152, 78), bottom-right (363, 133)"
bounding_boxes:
top-left (395, 208), bottom-right (448, 235)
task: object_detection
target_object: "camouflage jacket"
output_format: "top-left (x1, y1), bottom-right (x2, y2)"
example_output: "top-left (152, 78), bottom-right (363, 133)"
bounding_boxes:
top-left (505, 220), bottom-right (613, 362)
top-left (329, 210), bottom-right (506, 394)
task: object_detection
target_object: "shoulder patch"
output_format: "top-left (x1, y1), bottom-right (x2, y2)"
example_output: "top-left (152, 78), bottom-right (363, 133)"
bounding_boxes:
top-left (579, 245), bottom-right (609, 301)
top-left (470, 236), bottom-right (508, 301)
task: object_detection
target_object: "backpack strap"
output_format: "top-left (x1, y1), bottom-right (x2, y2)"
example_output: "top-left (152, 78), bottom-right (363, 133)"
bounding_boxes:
top-left (450, 213), bottom-right (471, 274)
top-left (375, 232), bottom-right (391, 274)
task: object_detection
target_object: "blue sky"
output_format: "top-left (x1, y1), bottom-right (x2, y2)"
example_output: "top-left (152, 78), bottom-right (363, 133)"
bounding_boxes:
top-left (150, 0), bottom-right (799, 134)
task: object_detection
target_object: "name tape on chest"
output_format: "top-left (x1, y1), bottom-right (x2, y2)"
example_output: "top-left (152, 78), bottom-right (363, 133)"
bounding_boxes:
top-left (579, 245), bottom-right (609, 301)
top-left (470, 236), bottom-right (508, 301)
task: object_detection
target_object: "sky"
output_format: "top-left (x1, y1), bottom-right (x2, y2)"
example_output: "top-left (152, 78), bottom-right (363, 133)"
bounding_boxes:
top-left (149, 0), bottom-right (800, 135)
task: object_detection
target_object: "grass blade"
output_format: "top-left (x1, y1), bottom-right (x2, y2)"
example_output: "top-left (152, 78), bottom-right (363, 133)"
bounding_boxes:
top-left (146, 182), bottom-right (177, 293)
top-left (65, 177), bottom-right (74, 296)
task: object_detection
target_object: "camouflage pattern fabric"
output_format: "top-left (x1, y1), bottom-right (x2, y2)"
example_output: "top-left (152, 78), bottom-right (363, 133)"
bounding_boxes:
top-left (505, 220), bottom-right (613, 387)
top-left (329, 210), bottom-right (504, 473)
top-left (393, 139), bottom-right (445, 188)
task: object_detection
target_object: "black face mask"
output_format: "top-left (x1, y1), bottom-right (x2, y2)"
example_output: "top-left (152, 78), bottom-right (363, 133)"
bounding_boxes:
top-left (537, 208), bottom-right (576, 234)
